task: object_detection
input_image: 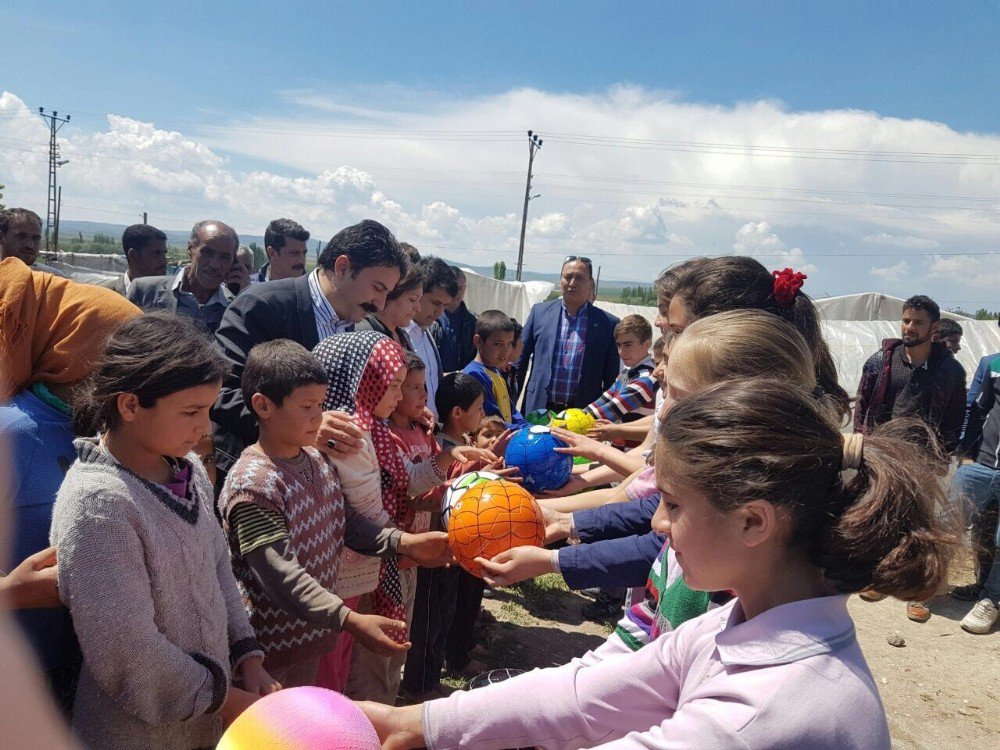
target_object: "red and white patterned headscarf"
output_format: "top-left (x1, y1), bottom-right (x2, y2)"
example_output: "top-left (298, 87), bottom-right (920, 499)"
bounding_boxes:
top-left (314, 331), bottom-right (411, 633)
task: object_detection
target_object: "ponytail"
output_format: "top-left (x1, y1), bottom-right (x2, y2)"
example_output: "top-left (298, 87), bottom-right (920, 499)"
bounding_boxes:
top-left (657, 381), bottom-right (958, 600)
top-left (818, 419), bottom-right (957, 600)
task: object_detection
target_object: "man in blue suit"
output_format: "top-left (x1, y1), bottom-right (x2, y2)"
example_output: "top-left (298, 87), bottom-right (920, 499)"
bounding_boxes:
top-left (517, 256), bottom-right (620, 414)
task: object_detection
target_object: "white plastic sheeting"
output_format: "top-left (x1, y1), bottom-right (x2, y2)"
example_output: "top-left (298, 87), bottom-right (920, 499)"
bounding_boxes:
top-left (460, 269), bottom-right (554, 323)
top-left (813, 292), bottom-right (974, 322)
top-left (589, 297), bottom-right (1000, 396)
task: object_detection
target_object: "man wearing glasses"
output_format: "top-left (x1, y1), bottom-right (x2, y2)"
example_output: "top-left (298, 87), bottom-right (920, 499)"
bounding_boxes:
top-left (516, 256), bottom-right (620, 414)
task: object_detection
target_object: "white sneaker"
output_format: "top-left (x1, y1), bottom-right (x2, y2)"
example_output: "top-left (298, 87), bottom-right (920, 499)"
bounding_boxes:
top-left (961, 598), bottom-right (1000, 634)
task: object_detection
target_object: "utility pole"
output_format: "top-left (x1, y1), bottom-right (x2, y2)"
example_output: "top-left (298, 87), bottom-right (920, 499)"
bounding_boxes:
top-left (54, 186), bottom-right (62, 253)
top-left (515, 130), bottom-right (543, 282)
top-left (38, 107), bottom-right (70, 253)
top-left (595, 265), bottom-right (602, 297)
top-left (143, 212), bottom-right (148, 225)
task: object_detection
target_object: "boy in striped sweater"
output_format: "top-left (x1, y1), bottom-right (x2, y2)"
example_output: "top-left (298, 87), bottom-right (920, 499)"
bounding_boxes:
top-left (584, 314), bottom-right (657, 426)
top-left (218, 340), bottom-right (452, 688)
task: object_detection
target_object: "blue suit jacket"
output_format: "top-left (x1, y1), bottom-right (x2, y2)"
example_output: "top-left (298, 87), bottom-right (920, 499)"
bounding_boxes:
top-left (516, 299), bottom-right (620, 413)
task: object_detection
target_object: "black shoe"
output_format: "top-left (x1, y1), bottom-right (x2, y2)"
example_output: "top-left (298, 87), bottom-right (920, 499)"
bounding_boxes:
top-left (579, 588), bottom-right (602, 599)
top-left (581, 600), bottom-right (622, 623)
top-left (951, 583), bottom-right (982, 602)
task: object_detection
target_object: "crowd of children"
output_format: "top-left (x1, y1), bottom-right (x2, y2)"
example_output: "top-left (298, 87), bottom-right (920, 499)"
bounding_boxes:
top-left (0, 248), bottom-right (977, 750)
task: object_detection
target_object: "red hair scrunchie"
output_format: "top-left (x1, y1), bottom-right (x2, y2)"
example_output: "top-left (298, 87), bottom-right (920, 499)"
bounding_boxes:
top-left (772, 268), bottom-right (807, 309)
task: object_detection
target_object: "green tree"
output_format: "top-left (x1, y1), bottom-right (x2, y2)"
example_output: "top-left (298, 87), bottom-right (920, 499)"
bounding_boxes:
top-left (975, 308), bottom-right (998, 320)
top-left (494, 260), bottom-right (507, 280)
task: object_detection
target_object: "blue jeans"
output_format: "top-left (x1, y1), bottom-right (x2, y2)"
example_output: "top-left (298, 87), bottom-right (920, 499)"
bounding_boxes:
top-left (950, 462), bottom-right (1000, 600)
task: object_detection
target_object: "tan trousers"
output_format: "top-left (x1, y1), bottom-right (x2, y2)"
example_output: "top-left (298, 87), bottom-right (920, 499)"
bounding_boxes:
top-left (270, 655), bottom-right (321, 689)
top-left (344, 566), bottom-right (418, 703)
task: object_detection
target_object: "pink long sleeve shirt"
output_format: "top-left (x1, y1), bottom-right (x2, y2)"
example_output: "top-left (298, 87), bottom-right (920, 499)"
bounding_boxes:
top-left (424, 595), bottom-right (890, 750)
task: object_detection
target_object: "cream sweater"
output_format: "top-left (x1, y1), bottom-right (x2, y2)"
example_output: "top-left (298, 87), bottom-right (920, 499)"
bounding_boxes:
top-left (50, 438), bottom-right (263, 750)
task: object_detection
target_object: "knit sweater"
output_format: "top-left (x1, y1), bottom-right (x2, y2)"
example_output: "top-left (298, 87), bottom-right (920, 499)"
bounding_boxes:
top-left (49, 438), bottom-right (263, 750)
top-left (219, 447), bottom-right (346, 672)
top-left (334, 437), bottom-right (443, 598)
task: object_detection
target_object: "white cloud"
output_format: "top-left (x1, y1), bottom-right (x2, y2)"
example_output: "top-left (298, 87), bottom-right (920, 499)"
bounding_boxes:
top-left (732, 221), bottom-right (817, 274)
top-left (862, 233), bottom-right (939, 249)
top-left (926, 254), bottom-right (1000, 290)
top-left (870, 260), bottom-right (911, 279)
top-left (3, 85), bottom-right (1000, 292)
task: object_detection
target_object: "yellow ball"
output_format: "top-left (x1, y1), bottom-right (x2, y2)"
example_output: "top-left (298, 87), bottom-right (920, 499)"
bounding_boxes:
top-left (555, 408), bottom-right (596, 435)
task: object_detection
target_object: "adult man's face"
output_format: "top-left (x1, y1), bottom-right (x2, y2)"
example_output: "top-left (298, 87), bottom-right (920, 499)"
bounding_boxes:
top-left (560, 260), bottom-right (592, 307)
top-left (267, 238), bottom-right (308, 280)
top-left (1, 215), bottom-right (43, 266)
top-left (414, 286), bottom-right (454, 328)
top-left (130, 239), bottom-right (168, 278)
top-left (447, 275), bottom-right (467, 313)
top-left (188, 224), bottom-right (236, 292)
top-left (901, 308), bottom-right (936, 348)
top-left (332, 256), bottom-right (402, 323)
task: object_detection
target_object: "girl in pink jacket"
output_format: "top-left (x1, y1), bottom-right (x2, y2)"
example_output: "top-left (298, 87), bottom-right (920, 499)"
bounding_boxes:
top-left (360, 378), bottom-right (956, 750)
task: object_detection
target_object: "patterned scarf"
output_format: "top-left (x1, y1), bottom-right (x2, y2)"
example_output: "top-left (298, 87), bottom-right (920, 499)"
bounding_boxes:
top-left (314, 331), bottom-right (411, 635)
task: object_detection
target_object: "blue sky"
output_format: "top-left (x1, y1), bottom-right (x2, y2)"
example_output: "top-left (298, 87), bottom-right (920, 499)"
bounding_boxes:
top-left (3, 2), bottom-right (1000, 306)
top-left (9, 2), bottom-right (1000, 134)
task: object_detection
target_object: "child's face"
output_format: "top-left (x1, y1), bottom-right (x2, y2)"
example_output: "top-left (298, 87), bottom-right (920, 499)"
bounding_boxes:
top-left (394, 368), bottom-right (428, 421)
top-left (474, 421), bottom-right (505, 449)
top-left (651, 349), bottom-right (667, 387)
top-left (509, 338), bottom-right (523, 365)
top-left (194, 433), bottom-right (218, 487)
top-left (259, 383), bottom-right (328, 448)
top-left (651, 470), bottom-right (745, 593)
top-left (616, 334), bottom-right (650, 368)
top-left (373, 366), bottom-right (407, 419)
top-left (451, 394), bottom-right (486, 436)
top-left (124, 381), bottom-right (221, 458)
top-left (476, 331), bottom-right (515, 369)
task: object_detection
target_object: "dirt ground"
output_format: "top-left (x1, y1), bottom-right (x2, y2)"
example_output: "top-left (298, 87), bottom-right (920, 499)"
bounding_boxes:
top-left (464, 573), bottom-right (998, 750)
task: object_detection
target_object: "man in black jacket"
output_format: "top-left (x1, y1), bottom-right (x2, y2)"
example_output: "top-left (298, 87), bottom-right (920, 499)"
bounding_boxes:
top-left (433, 266), bottom-right (477, 372)
top-left (853, 295), bottom-right (966, 623)
top-left (212, 219), bottom-right (409, 471)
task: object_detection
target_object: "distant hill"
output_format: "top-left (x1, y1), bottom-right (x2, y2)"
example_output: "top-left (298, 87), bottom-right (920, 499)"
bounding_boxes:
top-left (56, 219), bottom-right (653, 291)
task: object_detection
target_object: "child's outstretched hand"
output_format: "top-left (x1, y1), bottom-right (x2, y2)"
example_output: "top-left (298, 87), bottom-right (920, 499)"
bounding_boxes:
top-left (0, 546), bottom-right (61, 609)
top-left (237, 655), bottom-right (281, 696)
top-left (450, 445), bottom-right (496, 465)
top-left (219, 686), bottom-right (260, 728)
top-left (587, 419), bottom-right (622, 442)
top-left (489, 428), bottom-right (516, 456)
top-left (343, 611), bottom-right (411, 656)
top-left (477, 545), bottom-right (558, 588)
top-left (356, 701), bottom-right (425, 750)
top-left (398, 531), bottom-right (454, 568)
top-left (549, 427), bottom-right (610, 463)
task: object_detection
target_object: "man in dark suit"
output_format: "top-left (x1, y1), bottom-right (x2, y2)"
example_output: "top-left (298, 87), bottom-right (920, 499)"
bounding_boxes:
top-left (212, 219), bottom-right (409, 471)
top-left (517, 256), bottom-right (620, 414)
top-left (98, 224), bottom-right (168, 296)
top-left (127, 220), bottom-right (238, 333)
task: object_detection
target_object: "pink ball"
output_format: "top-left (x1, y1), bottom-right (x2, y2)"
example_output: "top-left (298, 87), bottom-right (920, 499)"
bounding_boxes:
top-left (217, 686), bottom-right (380, 750)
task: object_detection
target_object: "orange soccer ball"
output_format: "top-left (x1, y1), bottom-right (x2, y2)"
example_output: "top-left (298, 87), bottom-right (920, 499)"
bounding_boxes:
top-left (447, 479), bottom-right (546, 578)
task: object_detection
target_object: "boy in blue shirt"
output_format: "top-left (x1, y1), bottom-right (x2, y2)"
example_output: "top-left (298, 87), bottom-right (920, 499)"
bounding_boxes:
top-left (462, 310), bottom-right (527, 426)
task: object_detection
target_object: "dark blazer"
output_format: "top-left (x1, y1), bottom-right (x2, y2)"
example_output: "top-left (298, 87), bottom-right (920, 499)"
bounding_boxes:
top-left (126, 272), bottom-right (235, 318)
top-left (516, 299), bottom-right (620, 413)
top-left (212, 274), bottom-right (319, 469)
top-left (97, 274), bottom-right (127, 296)
top-left (356, 314), bottom-right (415, 352)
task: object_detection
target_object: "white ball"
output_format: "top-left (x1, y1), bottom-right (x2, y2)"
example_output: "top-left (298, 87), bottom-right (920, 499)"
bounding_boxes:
top-left (441, 470), bottom-right (501, 530)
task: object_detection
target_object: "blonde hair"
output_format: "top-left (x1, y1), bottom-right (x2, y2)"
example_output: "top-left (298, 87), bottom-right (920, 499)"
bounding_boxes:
top-left (669, 310), bottom-right (816, 395)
